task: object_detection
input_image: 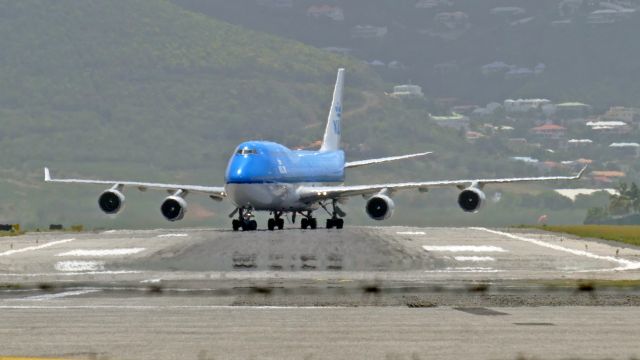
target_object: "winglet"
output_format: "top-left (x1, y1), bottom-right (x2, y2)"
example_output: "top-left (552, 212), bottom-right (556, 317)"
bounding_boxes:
top-left (576, 165), bottom-right (588, 179)
top-left (44, 167), bottom-right (51, 182)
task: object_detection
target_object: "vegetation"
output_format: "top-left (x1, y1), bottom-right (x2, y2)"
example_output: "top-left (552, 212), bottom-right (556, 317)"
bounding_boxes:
top-left (534, 225), bottom-right (640, 247)
top-left (584, 182), bottom-right (640, 224)
top-left (0, 0), bottom-right (612, 228)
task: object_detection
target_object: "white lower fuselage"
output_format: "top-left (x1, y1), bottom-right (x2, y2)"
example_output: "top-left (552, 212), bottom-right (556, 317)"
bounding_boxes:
top-left (225, 183), bottom-right (323, 212)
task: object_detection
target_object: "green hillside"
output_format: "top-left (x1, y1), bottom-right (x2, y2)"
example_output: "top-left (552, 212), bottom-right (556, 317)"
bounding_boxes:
top-left (0, 0), bottom-right (587, 229)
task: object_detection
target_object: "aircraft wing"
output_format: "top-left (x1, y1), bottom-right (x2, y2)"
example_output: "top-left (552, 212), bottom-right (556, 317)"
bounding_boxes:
top-left (298, 166), bottom-right (587, 203)
top-left (44, 168), bottom-right (226, 199)
top-left (344, 151), bottom-right (432, 169)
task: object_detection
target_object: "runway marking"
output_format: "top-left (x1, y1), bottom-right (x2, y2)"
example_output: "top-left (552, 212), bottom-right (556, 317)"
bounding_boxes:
top-left (0, 270), bottom-right (140, 277)
top-left (426, 267), bottom-right (502, 273)
top-left (54, 261), bottom-right (105, 272)
top-left (101, 230), bottom-right (118, 234)
top-left (396, 231), bottom-right (426, 235)
top-left (157, 233), bottom-right (188, 238)
top-left (0, 305), bottom-right (350, 310)
top-left (15, 289), bottom-right (101, 301)
top-left (0, 239), bottom-right (75, 257)
top-left (56, 248), bottom-right (145, 257)
top-left (140, 278), bottom-right (162, 284)
top-left (471, 227), bottom-right (640, 271)
top-left (422, 245), bottom-right (507, 253)
top-left (454, 256), bottom-right (495, 262)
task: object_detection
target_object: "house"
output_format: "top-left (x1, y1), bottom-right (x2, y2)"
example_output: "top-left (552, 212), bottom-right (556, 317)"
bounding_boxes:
top-left (504, 99), bottom-right (552, 113)
top-left (602, 106), bottom-right (640, 124)
top-left (429, 113), bottom-right (469, 130)
top-left (590, 170), bottom-right (626, 185)
top-left (481, 61), bottom-right (513, 75)
top-left (351, 25), bottom-right (388, 39)
top-left (586, 120), bottom-right (632, 134)
top-left (415, 0), bottom-right (453, 8)
top-left (530, 124), bottom-right (567, 140)
top-left (568, 139), bottom-right (593, 147)
top-left (256, 0), bottom-right (293, 8)
top-left (390, 84), bottom-right (424, 98)
top-left (555, 102), bottom-right (592, 119)
top-left (307, 5), bottom-right (344, 21)
top-left (609, 142), bottom-right (640, 157)
top-left (465, 131), bottom-right (485, 141)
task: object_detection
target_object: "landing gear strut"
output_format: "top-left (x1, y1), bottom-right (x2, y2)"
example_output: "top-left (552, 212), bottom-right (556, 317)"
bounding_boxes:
top-left (267, 212), bottom-right (285, 231)
top-left (231, 208), bottom-right (257, 231)
top-left (300, 211), bottom-right (317, 230)
top-left (324, 200), bottom-right (344, 229)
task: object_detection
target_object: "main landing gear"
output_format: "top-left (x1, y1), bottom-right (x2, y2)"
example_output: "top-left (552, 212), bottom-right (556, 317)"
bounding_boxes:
top-left (267, 212), bottom-right (285, 231)
top-left (300, 211), bottom-right (318, 230)
top-left (322, 200), bottom-right (344, 229)
top-left (231, 208), bottom-right (258, 232)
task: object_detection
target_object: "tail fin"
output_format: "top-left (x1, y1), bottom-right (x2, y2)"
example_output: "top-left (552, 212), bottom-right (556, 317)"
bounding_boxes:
top-left (320, 68), bottom-right (344, 152)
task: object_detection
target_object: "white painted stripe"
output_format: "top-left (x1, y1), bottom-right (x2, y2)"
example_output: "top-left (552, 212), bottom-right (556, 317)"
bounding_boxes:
top-left (17, 289), bottom-right (101, 301)
top-left (423, 245), bottom-right (507, 253)
top-left (471, 227), bottom-right (640, 271)
top-left (0, 305), bottom-right (350, 310)
top-left (140, 278), bottom-right (162, 284)
top-left (54, 260), bottom-right (105, 272)
top-left (396, 231), bottom-right (426, 235)
top-left (454, 256), bottom-right (495, 262)
top-left (0, 270), bottom-right (140, 277)
top-left (0, 238), bottom-right (75, 257)
top-left (157, 233), bottom-right (188, 238)
top-left (426, 267), bottom-right (502, 273)
top-left (101, 230), bottom-right (117, 234)
top-left (57, 248), bottom-right (145, 257)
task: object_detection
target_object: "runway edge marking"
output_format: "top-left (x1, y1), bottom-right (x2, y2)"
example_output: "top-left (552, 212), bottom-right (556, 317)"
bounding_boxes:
top-left (471, 227), bottom-right (640, 271)
top-left (0, 239), bottom-right (75, 257)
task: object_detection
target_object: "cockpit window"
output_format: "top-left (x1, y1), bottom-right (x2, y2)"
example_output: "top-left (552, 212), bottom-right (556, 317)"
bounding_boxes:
top-left (236, 148), bottom-right (257, 155)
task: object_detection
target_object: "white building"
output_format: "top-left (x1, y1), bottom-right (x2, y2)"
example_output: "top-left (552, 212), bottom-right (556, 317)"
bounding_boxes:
top-left (391, 85), bottom-right (424, 98)
top-left (504, 98), bottom-right (552, 113)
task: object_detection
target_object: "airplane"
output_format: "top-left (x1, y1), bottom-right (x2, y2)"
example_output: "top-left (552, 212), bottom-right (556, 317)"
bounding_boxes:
top-left (44, 68), bottom-right (586, 231)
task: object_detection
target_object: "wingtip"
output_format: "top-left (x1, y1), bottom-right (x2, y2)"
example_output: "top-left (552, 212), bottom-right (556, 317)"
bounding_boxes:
top-left (577, 165), bottom-right (588, 178)
top-left (44, 167), bottom-right (51, 181)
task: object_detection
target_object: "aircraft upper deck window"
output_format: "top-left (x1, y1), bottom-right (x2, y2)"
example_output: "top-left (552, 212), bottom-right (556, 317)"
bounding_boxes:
top-left (237, 148), bottom-right (257, 155)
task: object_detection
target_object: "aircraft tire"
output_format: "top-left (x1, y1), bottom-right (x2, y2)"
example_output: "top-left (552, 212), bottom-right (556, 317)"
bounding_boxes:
top-left (232, 219), bottom-right (241, 231)
top-left (301, 218), bottom-right (308, 229)
top-left (309, 218), bottom-right (317, 229)
top-left (267, 218), bottom-right (275, 231)
top-left (326, 219), bottom-right (334, 229)
top-left (276, 218), bottom-right (284, 230)
top-left (336, 219), bottom-right (344, 229)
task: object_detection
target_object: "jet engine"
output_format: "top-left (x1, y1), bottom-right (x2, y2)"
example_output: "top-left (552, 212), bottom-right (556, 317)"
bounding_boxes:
top-left (161, 194), bottom-right (187, 222)
top-left (457, 187), bottom-right (486, 213)
top-left (98, 189), bottom-right (125, 215)
top-left (365, 194), bottom-right (395, 221)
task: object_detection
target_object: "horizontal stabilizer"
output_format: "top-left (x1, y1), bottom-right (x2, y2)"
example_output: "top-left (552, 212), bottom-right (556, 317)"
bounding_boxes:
top-left (345, 152), bottom-right (432, 169)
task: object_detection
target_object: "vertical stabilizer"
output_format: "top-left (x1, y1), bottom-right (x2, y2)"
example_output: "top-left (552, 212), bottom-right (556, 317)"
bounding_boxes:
top-left (320, 68), bottom-right (344, 152)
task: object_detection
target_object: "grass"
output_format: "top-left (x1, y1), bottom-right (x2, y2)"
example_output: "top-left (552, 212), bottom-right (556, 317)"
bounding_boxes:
top-left (531, 225), bottom-right (640, 247)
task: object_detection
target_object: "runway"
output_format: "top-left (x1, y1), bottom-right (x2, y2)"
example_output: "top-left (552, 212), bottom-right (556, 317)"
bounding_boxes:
top-left (0, 226), bottom-right (639, 359)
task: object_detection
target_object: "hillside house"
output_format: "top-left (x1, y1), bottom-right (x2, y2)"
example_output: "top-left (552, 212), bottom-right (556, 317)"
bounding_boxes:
top-left (351, 25), bottom-right (387, 39)
top-left (609, 142), bottom-right (640, 157)
top-left (429, 113), bottom-right (469, 130)
top-left (586, 120), bottom-right (632, 134)
top-left (555, 102), bottom-right (592, 119)
top-left (390, 84), bottom-right (424, 98)
top-left (307, 5), bottom-right (344, 21)
top-left (504, 98), bottom-right (551, 113)
top-left (530, 124), bottom-right (567, 140)
top-left (602, 106), bottom-right (640, 124)
top-left (568, 139), bottom-right (593, 147)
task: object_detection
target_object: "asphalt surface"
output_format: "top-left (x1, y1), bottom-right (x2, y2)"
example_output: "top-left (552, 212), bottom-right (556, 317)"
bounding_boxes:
top-left (0, 226), bottom-right (639, 359)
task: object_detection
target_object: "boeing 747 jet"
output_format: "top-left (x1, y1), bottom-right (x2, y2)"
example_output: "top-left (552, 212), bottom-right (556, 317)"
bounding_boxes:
top-left (45, 69), bottom-right (585, 231)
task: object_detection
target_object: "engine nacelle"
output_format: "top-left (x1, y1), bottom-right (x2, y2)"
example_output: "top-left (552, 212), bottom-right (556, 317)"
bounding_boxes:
top-left (98, 189), bottom-right (125, 215)
top-left (161, 195), bottom-right (187, 222)
top-left (458, 187), bottom-right (486, 213)
top-left (365, 194), bottom-right (395, 221)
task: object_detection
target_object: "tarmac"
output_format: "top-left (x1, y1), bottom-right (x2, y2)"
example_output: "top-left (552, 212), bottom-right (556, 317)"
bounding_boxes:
top-left (0, 226), bottom-right (639, 359)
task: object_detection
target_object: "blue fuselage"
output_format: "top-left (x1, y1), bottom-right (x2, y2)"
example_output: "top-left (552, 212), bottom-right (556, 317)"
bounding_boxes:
top-left (224, 141), bottom-right (344, 210)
